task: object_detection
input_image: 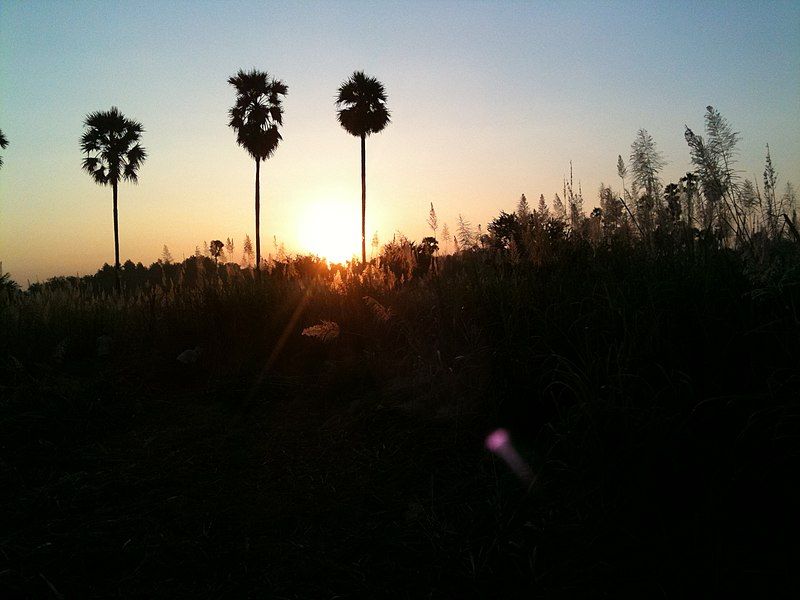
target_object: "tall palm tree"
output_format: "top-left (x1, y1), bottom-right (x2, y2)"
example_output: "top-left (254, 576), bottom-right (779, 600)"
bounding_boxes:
top-left (336, 71), bottom-right (390, 264)
top-left (0, 128), bottom-right (8, 169)
top-left (80, 107), bottom-right (146, 292)
top-left (228, 69), bottom-right (288, 274)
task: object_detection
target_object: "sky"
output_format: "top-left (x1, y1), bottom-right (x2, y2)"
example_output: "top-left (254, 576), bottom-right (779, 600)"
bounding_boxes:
top-left (1, 0), bottom-right (799, 284)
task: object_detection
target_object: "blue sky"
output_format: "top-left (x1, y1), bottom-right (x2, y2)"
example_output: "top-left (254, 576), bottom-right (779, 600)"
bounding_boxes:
top-left (1, 0), bottom-right (799, 283)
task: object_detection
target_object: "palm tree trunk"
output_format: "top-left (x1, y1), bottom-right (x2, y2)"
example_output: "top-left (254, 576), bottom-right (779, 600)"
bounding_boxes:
top-left (361, 134), bottom-right (366, 265)
top-left (255, 158), bottom-right (261, 274)
top-left (112, 179), bottom-right (121, 293)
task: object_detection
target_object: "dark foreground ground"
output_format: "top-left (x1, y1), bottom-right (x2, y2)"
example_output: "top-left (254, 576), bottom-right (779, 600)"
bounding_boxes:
top-left (1, 351), bottom-right (797, 599)
top-left (2, 250), bottom-right (799, 598)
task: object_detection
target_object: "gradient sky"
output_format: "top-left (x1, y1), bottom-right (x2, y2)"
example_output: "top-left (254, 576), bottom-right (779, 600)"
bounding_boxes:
top-left (1, 0), bottom-right (799, 284)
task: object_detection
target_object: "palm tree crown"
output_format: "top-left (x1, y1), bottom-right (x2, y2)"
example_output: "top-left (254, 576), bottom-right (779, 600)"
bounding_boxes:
top-left (80, 107), bottom-right (146, 185)
top-left (228, 69), bottom-right (288, 161)
top-left (335, 71), bottom-right (390, 137)
top-left (0, 127), bottom-right (8, 169)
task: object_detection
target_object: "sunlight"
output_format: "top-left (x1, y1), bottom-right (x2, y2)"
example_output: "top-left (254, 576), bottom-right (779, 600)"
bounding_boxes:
top-left (298, 199), bottom-right (361, 264)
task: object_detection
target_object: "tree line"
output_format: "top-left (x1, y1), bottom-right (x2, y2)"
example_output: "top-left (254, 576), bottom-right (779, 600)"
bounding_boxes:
top-left (0, 68), bottom-right (390, 292)
top-left (2, 90), bottom-right (797, 294)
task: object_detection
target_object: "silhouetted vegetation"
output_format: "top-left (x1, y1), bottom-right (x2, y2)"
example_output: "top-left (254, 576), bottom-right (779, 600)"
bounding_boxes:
top-left (228, 69), bottom-right (288, 274)
top-left (2, 106), bottom-right (798, 597)
top-left (3, 186), bottom-right (799, 598)
top-left (80, 108), bottom-right (147, 293)
top-left (0, 127), bottom-right (8, 169)
top-left (336, 70), bottom-right (391, 264)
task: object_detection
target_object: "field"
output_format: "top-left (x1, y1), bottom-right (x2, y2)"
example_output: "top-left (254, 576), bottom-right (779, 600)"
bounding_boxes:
top-left (2, 229), bottom-right (798, 598)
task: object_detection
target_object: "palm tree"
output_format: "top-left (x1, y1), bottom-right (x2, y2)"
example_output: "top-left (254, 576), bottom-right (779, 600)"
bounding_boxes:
top-left (0, 128), bottom-right (8, 169)
top-left (228, 69), bottom-right (288, 274)
top-left (80, 107), bottom-right (146, 292)
top-left (336, 71), bottom-right (390, 264)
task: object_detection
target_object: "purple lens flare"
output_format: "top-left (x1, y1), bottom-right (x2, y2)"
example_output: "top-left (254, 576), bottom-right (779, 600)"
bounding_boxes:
top-left (485, 427), bottom-right (510, 452)
top-left (485, 428), bottom-right (536, 485)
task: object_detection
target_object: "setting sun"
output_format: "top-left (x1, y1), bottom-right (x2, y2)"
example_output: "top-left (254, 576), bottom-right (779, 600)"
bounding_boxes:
top-left (298, 199), bottom-right (361, 264)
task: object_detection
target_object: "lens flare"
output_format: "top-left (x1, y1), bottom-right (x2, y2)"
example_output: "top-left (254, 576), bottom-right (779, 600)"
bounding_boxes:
top-left (485, 428), bottom-right (536, 485)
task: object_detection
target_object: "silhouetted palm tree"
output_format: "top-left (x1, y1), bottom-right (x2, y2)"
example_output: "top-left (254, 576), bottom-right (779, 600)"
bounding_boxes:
top-left (228, 69), bottom-right (288, 274)
top-left (0, 128), bottom-right (8, 169)
top-left (80, 108), bottom-right (146, 292)
top-left (336, 71), bottom-right (390, 264)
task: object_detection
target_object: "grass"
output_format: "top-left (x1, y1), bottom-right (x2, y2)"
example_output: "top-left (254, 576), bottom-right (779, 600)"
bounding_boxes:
top-left (1, 236), bottom-right (798, 598)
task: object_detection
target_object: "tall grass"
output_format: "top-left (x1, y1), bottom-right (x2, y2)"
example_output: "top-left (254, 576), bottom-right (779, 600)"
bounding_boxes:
top-left (2, 208), bottom-right (799, 597)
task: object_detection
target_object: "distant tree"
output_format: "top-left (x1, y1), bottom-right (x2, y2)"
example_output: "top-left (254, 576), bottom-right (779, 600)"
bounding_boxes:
top-left (488, 211), bottom-right (521, 250)
top-left (228, 69), bottom-right (288, 275)
top-left (209, 240), bottom-right (225, 264)
top-left (80, 107), bottom-right (147, 292)
top-left (416, 236), bottom-right (439, 275)
top-left (335, 71), bottom-right (391, 264)
top-left (225, 237), bottom-right (235, 259)
top-left (0, 127), bottom-right (8, 169)
top-left (419, 236), bottom-right (438, 254)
